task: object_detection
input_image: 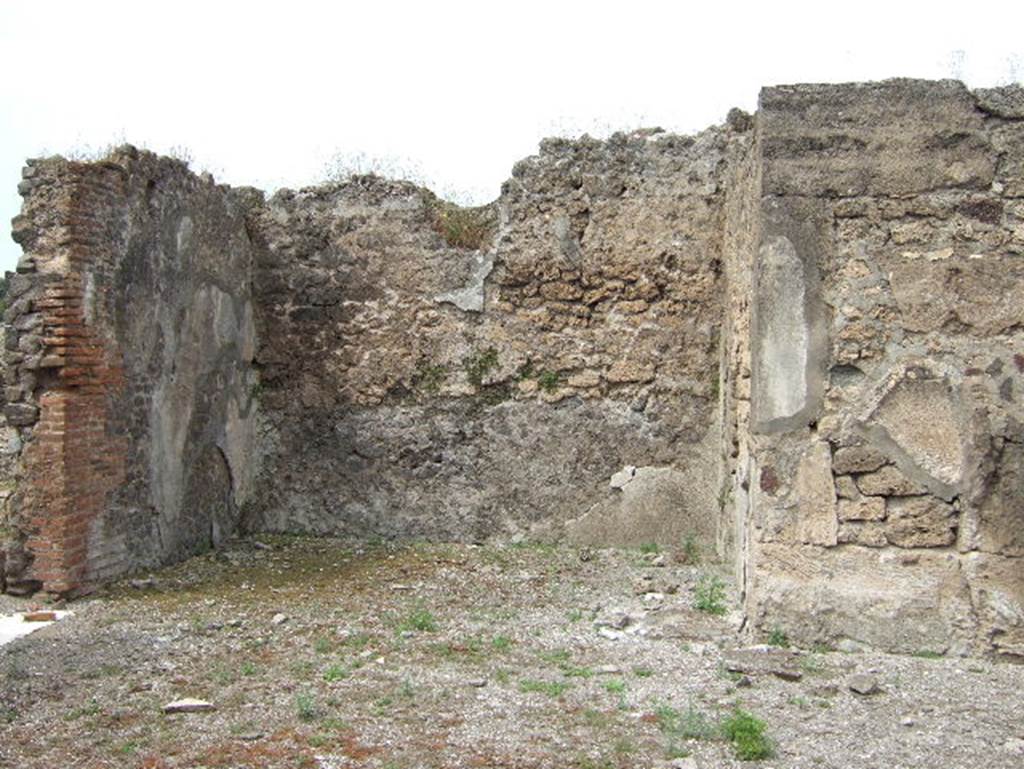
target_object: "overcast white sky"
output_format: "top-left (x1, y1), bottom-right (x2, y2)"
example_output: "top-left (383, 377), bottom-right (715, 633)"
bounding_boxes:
top-left (1, 1), bottom-right (1022, 273)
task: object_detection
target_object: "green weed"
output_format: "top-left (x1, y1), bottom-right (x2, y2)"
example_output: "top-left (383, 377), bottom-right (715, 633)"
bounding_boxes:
top-left (397, 607), bottom-right (438, 633)
top-left (721, 709), bottom-right (773, 760)
top-left (519, 679), bottom-right (570, 697)
top-left (694, 575), bottom-right (728, 615)
top-left (296, 693), bottom-right (320, 722)
top-left (463, 347), bottom-right (500, 388)
top-left (681, 534), bottom-right (701, 565)
top-left (766, 628), bottom-right (790, 648)
top-left (323, 664), bottom-right (349, 682)
top-left (537, 370), bottom-right (560, 393)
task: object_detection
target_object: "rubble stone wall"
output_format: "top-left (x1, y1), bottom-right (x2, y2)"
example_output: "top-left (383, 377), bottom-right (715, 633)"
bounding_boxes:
top-left (3, 79), bottom-right (1022, 659)
top-left (246, 129), bottom-right (731, 547)
top-left (0, 149), bottom-right (259, 594)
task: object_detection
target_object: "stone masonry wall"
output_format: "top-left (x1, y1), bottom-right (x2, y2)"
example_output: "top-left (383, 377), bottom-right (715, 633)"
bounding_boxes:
top-left (3, 80), bottom-right (1022, 659)
top-left (740, 81), bottom-right (1024, 658)
top-left (245, 128), bottom-right (734, 548)
top-left (0, 149), bottom-right (258, 594)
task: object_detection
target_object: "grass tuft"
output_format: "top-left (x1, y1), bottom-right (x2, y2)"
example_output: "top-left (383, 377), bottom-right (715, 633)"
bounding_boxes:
top-left (721, 709), bottom-right (773, 760)
top-left (693, 575), bottom-right (728, 615)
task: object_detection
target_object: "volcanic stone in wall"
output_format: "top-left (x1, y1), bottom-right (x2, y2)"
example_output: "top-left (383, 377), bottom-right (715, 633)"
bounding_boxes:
top-left (247, 129), bottom-right (733, 547)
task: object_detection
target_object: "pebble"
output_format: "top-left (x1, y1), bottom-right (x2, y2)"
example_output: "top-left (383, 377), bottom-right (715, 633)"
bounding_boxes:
top-left (901, 717), bottom-right (916, 727)
top-left (848, 673), bottom-right (881, 695)
top-left (595, 664), bottom-right (622, 675)
top-left (162, 698), bottom-right (215, 714)
top-left (595, 612), bottom-right (632, 630)
top-left (1004, 737), bottom-right (1024, 753)
top-left (598, 627), bottom-right (624, 640)
top-left (271, 613), bottom-right (288, 626)
top-left (467, 678), bottom-right (487, 687)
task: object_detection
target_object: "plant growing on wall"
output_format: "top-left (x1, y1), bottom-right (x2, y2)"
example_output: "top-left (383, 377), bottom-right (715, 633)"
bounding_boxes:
top-left (463, 347), bottom-right (499, 389)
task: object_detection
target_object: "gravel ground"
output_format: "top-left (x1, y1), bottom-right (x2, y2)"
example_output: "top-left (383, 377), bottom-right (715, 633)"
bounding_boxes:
top-left (1, 537), bottom-right (1022, 769)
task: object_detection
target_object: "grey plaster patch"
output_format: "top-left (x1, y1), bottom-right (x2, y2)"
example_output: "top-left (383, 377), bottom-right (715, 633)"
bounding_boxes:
top-left (751, 199), bottom-right (828, 434)
top-left (753, 235), bottom-right (808, 422)
top-left (434, 249), bottom-right (495, 312)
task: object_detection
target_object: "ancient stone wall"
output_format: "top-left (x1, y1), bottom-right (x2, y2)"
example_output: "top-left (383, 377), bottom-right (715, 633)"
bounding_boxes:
top-left (245, 129), bottom-right (732, 547)
top-left (0, 149), bottom-right (259, 594)
top-left (3, 79), bottom-right (1022, 658)
top-left (740, 81), bottom-right (1024, 657)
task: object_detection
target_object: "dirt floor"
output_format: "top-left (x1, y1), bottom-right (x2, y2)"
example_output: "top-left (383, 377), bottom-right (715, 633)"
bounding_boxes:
top-left (1, 537), bottom-right (1023, 769)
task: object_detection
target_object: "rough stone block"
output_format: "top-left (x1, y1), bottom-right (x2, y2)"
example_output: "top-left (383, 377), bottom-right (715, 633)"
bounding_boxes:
top-left (4, 403), bottom-right (38, 426)
top-left (832, 445), bottom-right (887, 474)
top-left (885, 496), bottom-right (957, 548)
top-left (794, 441), bottom-right (837, 546)
top-left (751, 544), bottom-right (971, 654)
top-left (977, 440), bottom-right (1024, 557)
top-left (962, 552), bottom-right (1024, 658)
top-left (837, 521), bottom-right (887, 547)
top-left (837, 496), bottom-right (886, 521)
top-left (855, 465), bottom-right (925, 497)
top-left (760, 80), bottom-right (993, 197)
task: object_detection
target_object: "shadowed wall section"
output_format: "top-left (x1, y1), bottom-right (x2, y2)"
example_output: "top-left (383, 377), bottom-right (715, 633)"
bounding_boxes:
top-left (1, 150), bottom-right (258, 594)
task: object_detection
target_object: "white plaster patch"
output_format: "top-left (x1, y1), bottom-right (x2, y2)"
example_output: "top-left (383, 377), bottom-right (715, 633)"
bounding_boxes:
top-left (434, 250), bottom-right (494, 312)
top-left (0, 610), bottom-right (72, 648)
top-left (610, 465), bottom-right (637, 489)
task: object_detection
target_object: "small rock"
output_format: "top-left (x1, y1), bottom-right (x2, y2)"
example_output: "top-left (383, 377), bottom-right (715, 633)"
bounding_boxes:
top-left (129, 577), bottom-right (156, 590)
top-left (390, 584), bottom-right (415, 592)
top-left (598, 627), bottom-right (624, 641)
top-left (848, 673), bottom-right (881, 696)
top-left (596, 612), bottom-right (632, 630)
top-left (22, 611), bottom-right (57, 622)
top-left (594, 665), bottom-right (622, 675)
top-left (467, 678), bottom-right (487, 688)
top-left (736, 675), bottom-right (753, 688)
top-left (271, 613), bottom-right (288, 626)
top-left (773, 668), bottom-right (803, 682)
top-left (656, 757), bottom-right (698, 769)
top-left (650, 554), bottom-right (667, 567)
top-left (610, 465), bottom-right (637, 489)
top-left (835, 638), bottom-right (868, 654)
top-left (901, 717), bottom-right (916, 727)
top-left (163, 698), bottom-right (216, 714)
top-left (236, 732), bottom-right (264, 741)
top-left (253, 541), bottom-right (272, 551)
top-left (5, 581), bottom-right (40, 597)
top-left (1003, 737), bottom-right (1024, 753)
top-left (633, 575), bottom-right (656, 595)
